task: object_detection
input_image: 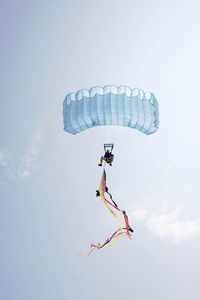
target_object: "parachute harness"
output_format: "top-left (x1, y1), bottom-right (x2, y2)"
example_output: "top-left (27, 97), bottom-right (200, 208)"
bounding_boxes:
top-left (90, 169), bottom-right (133, 253)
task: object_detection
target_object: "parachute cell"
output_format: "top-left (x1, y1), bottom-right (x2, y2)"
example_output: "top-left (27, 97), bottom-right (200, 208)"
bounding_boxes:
top-left (63, 85), bottom-right (159, 135)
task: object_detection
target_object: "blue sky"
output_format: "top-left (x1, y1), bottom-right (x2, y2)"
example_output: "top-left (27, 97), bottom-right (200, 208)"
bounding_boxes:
top-left (1, 0), bottom-right (200, 299)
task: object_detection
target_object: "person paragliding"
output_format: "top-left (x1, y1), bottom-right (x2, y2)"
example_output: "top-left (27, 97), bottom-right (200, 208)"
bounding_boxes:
top-left (98, 143), bottom-right (114, 166)
top-left (63, 85), bottom-right (159, 254)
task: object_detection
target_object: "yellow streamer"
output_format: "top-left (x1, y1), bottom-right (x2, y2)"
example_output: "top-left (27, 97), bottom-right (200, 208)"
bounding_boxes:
top-left (99, 186), bottom-right (123, 231)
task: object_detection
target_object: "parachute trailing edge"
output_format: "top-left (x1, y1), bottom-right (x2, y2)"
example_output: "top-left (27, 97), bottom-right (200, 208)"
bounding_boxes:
top-left (63, 85), bottom-right (159, 135)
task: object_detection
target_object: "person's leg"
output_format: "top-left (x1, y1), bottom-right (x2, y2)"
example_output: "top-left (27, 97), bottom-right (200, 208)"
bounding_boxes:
top-left (107, 156), bottom-right (114, 166)
top-left (110, 156), bottom-right (114, 163)
top-left (98, 156), bottom-right (104, 166)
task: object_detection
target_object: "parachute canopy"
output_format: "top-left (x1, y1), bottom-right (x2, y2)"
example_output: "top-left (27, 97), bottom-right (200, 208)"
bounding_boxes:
top-left (63, 85), bottom-right (159, 135)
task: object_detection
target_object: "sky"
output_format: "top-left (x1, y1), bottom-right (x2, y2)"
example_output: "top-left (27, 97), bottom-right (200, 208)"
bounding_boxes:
top-left (1, 0), bottom-right (200, 299)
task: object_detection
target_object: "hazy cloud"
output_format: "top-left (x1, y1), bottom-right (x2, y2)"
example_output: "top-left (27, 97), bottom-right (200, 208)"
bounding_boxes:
top-left (19, 131), bottom-right (43, 178)
top-left (0, 151), bottom-right (8, 166)
top-left (130, 205), bottom-right (200, 242)
top-left (0, 181), bottom-right (6, 186)
top-left (0, 151), bottom-right (10, 185)
top-left (147, 212), bottom-right (200, 242)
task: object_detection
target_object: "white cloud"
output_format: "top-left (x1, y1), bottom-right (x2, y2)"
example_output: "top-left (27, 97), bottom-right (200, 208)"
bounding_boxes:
top-left (130, 208), bottom-right (148, 222)
top-left (147, 212), bottom-right (200, 242)
top-left (21, 170), bottom-right (32, 178)
top-left (24, 132), bottom-right (43, 166)
top-left (19, 130), bottom-right (43, 178)
top-left (0, 151), bottom-right (10, 185)
top-left (0, 151), bottom-right (8, 166)
top-left (0, 131), bottom-right (43, 181)
top-left (129, 205), bottom-right (200, 243)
